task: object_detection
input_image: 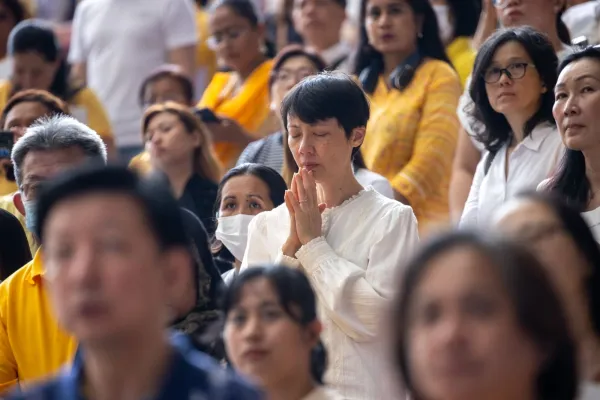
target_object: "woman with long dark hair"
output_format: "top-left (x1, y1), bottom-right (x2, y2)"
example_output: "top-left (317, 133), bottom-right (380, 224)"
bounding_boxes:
top-left (353, 0), bottom-right (461, 234)
top-left (494, 192), bottom-right (600, 398)
top-left (459, 27), bottom-right (563, 226)
top-left (544, 46), bottom-right (600, 243)
top-left (223, 266), bottom-right (340, 399)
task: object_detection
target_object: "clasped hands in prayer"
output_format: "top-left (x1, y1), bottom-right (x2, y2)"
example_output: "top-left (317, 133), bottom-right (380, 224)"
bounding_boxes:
top-left (282, 168), bottom-right (327, 258)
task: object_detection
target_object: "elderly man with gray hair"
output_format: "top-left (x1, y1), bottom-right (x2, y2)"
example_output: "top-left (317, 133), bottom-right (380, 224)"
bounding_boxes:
top-left (0, 114), bottom-right (106, 394)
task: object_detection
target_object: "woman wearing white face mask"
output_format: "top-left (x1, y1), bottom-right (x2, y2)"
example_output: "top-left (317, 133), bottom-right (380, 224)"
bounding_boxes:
top-left (429, 0), bottom-right (480, 88)
top-left (213, 163), bottom-right (287, 283)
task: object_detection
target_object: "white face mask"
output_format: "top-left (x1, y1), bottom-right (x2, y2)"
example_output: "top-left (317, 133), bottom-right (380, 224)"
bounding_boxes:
top-left (215, 214), bottom-right (256, 261)
top-left (433, 4), bottom-right (454, 45)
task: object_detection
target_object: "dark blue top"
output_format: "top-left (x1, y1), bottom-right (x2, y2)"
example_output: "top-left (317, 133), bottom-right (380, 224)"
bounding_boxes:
top-left (5, 334), bottom-right (263, 400)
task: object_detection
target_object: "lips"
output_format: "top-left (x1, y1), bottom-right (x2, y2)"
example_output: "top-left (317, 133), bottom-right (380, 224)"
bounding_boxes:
top-left (301, 163), bottom-right (319, 171)
top-left (497, 92), bottom-right (515, 100)
top-left (242, 348), bottom-right (269, 361)
top-left (380, 33), bottom-right (395, 42)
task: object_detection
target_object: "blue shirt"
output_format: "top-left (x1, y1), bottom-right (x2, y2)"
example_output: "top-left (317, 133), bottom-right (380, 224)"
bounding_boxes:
top-left (5, 334), bottom-right (263, 400)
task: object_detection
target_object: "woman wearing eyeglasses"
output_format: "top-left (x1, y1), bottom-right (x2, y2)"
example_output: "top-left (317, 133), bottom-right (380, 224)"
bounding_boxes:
top-left (459, 27), bottom-right (564, 227)
top-left (198, 0), bottom-right (277, 169)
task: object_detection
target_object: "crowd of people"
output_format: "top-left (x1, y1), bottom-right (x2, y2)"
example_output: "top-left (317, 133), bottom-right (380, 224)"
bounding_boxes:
top-left (0, 0), bottom-right (600, 399)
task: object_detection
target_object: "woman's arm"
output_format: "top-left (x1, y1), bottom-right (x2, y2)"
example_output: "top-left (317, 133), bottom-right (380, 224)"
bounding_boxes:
top-left (449, 127), bottom-right (482, 222)
top-left (459, 156), bottom-right (485, 226)
top-left (390, 71), bottom-right (461, 213)
top-left (295, 206), bottom-right (419, 342)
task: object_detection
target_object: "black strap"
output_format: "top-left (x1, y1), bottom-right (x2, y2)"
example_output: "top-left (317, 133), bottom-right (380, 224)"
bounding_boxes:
top-left (484, 150), bottom-right (498, 176)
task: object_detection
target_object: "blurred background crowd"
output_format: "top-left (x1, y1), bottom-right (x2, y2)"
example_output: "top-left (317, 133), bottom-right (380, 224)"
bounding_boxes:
top-left (0, 0), bottom-right (599, 399)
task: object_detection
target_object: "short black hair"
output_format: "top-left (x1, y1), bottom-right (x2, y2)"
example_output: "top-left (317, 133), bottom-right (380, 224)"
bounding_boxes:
top-left (210, 0), bottom-right (261, 26)
top-left (0, 208), bottom-right (31, 281)
top-left (468, 27), bottom-right (558, 153)
top-left (280, 72), bottom-right (370, 156)
top-left (35, 164), bottom-right (189, 250)
top-left (269, 45), bottom-right (326, 89)
top-left (138, 65), bottom-right (195, 107)
top-left (393, 231), bottom-right (578, 400)
top-left (547, 47), bottom-right (600, 209)
top-left (222, 266), bottom-right (328, 384)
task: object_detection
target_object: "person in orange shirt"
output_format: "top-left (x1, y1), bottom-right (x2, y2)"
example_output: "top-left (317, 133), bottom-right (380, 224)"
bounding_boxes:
top-left (0, 114), bottom-right (107, 393)
top-left (0, 19), bottom-right (115, 155)
top-left (352, 0), bottom-right (461, 234)
top-left (199, 0), bottom-right (276, 169)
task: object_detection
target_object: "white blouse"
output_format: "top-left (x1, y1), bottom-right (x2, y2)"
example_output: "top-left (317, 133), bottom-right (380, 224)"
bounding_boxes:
top-left (241, 187), bottom-right (419, 400)
top-left (582, 207), bottom-right (600, 243)
top-left (303, 386), bottom-right (344, 400)
top-left (460, 123), bottom-right (563, 227)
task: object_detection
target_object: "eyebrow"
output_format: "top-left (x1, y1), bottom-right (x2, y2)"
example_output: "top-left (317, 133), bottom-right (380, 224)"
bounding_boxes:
top-left (556, 74), bottom-right (600, 89)
top-left (247, 194), bottom-right (264, 201)
top-left (490, 57), bottom-right (528, 65)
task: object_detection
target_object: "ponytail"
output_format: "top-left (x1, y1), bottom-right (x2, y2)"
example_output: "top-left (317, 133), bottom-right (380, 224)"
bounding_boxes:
top-left (556, 11), bottom-right (571, 45)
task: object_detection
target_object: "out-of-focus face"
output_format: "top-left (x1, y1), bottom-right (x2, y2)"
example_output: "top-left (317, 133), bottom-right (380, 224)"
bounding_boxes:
top-left (145, 112), bottom-right (201, 171)
top-left (219, 174), bottom-right (275, 217)
top-left (42, 193), bottom-right (183, 343)
top-left (495, 199), bottom-right (592, 340)
top-left (494, 0), bottom-right (563, 32)
top-left (292, 0), bottom-right (345, 47)
top-left (224, 277), bottom-right (318, 387)
top-left (208, 6), bottom-right (264, 73)
top-left (365, 0), bottom-right (419, 56)
top-left (12, 51), bottom-right (59, 92)
top-left (286, 116), bottom-right (363, 184)
top-left (19, 147), bottom-right (87, 202)
top-left (271, 55), bottom-right (320, 112)
top-left (3, 101), bottom-right (51, 141)
top-left (484, 41), bottom-right (545, 120)
top-left (553, 58), bottom-right (600, 152)
top-left (142, 77), bottom-right (191, 108)
top-left (407, 246), bottom-right (542, 400)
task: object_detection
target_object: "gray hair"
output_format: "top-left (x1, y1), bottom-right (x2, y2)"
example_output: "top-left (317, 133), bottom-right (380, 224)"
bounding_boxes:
top-left (11, 114), bottom-right (107, 187)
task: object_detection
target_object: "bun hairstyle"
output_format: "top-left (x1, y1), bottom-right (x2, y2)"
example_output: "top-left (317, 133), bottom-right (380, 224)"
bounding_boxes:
top-left (221, 266), bottom-right (328, 383)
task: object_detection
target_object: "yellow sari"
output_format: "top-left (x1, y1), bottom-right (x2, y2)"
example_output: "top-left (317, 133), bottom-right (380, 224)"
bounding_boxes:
top-left (198, 60), bottom-right (274, 168)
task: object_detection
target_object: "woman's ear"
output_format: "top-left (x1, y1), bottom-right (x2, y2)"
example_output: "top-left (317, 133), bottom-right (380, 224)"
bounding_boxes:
top-left (350, 127), bottom-right (366, 148)
top-left (305, 320), bottom-right (323, 348)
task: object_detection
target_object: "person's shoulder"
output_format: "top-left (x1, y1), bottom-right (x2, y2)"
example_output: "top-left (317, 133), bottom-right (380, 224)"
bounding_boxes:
top-left (362, 188), bottom-right (415, 218)
top-left (2, 374), bottom-right (71, 399)
top-left (419, 59), bottom-right (461, 88)
top-left (0, 259), bottom-right (35, 296)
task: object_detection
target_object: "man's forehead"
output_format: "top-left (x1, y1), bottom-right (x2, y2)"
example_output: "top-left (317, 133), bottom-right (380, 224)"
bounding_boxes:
top-left (21, 147), bottom-right (87, 182)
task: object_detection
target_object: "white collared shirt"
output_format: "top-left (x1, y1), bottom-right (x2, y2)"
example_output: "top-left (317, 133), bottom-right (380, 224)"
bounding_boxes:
top-left (460, 123), bottom-right (564, 227)
top-left (241, 187), bottom-right (418, 400)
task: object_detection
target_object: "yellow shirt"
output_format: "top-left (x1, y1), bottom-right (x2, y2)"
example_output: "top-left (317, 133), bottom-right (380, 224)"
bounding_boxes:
top-left (362, 59), bottom-right (461, 232)
top-left (0, 192), bottom-right (37, 255)
top-left (0, 80), bottom-right (114, 195)
top-left (446, 36), bottom-right (476, 89)
top-left (198, 60), bottom-right (274, 169)
top-left (0, 249), bottom-right (77, 392)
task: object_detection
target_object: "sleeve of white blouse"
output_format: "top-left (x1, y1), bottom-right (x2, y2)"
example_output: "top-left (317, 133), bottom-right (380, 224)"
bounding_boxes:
top-left (295, 205), bottom-right (419, 342)
top-left (459, 155), bottom-right (485, 227)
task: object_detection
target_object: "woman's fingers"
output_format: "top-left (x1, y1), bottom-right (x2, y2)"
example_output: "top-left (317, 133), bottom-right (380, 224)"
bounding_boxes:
top-left (306, 169), bottom-right (318, 203)
top-left (285, 191), bottom-right (294, 214)
top-left (287, 188), bottom-right (301, 214)
top-left (295, 170), bottom-right (307, 204)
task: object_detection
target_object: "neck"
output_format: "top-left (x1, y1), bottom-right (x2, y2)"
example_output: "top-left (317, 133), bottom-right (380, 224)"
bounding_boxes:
top-left (265, 372), bottom-right (316, 400)
top-left (82, 331), bottom-right (172, 400)
top-left (316, 166), bottom-right (364, 208)
top-left (236, 53), bottom-right (267, 82)
top-left (382, 49), bottom-right (415, 81)
top-left (505, 109), bottom-right (537, 144)
top-left (584, 150), bottom-right (600, 196)
top-left (163, 161), bottom-right (194, 199)
top-left (305, 35), bottom-right (340, 54)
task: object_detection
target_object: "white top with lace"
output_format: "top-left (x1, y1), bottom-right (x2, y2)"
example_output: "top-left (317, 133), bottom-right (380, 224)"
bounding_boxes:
top-left (241, 187), bottom-right (419, 400)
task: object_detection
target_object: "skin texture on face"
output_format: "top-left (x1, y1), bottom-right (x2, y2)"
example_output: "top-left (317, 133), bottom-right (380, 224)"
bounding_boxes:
top-left (484, 41), bottom-right (545, 120)
top-left (219, 174), bottom-right (275, 217)
top-left (145, 112), bottom-right (201, 171)
top-left (286, 116), bottom-right (363, 184)
top-left (20, 147), bottom-right (87, 202)
top-left (365, 0), bottom-right (419, 56)
top-left (3, 101), bottom-right (51, 141)
top-left (42, 193), bottom-right (187, 343)
top-left (12, 51), bottom-right (59, 92)
top-left (143, 77), bottom-right (190, 107)
top-left (292, 0), bottom-right (345, 48)
top-left (209, 6), bottom-right (264, 73)
top-left (407, 246), bottom-right (542, 400)
top-left (553, 58), bottom-right (600, 152)
top-left (495, 199), bottom-right (592, 340)
top-left (497, 0), bottom-right (562, 31)
top-left (271, 56), bottom-right (320, 112)
top-left (224, 277), bottom-right (319, 388)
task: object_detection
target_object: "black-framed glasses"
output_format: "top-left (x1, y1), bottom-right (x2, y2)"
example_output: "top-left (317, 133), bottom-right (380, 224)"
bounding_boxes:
top-left (273, 68), bottom-right (316, 84)
top-left (206, 27), bottom-right (249, 50)
top-left (483, 62), bottom-right (534, 84)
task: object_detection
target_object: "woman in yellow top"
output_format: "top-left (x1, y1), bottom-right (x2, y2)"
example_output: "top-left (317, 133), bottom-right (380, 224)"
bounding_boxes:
top-left (0, 20), bottom-right (115, 154)
top-left (353, 0), bottom-right (461, 233)
top-left (199, 0), bottom-right (276, 169)
top-left (194, 0), bottom-right (218, 98)
top-left (430, 0), bottom-right (479, 88)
